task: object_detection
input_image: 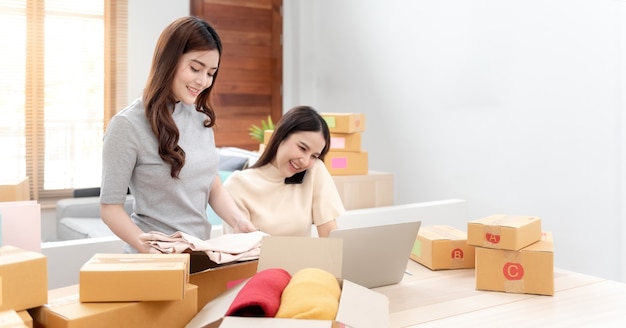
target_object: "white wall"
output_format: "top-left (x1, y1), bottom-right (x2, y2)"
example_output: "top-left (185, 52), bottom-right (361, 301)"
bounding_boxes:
top-left (127, 0), bottom-right (190, 100)
top-left (284, 0), bottom-right (626, 282)
top-left (128, 1), bottom-right (626, 282)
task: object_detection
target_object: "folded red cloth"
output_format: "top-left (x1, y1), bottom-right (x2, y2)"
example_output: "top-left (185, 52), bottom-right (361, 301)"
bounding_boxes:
top-left (225, 268), bottom-right (292, 317)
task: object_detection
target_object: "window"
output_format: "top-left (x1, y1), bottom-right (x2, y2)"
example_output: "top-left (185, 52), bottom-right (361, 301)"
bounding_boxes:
top-left (0, 0), bottom-right (127, 199)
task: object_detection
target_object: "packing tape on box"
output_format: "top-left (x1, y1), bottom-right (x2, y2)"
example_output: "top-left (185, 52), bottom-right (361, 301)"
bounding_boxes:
top-left (428, 226), bottom-right (464, 240)
top-left (422, 226), bottom-right (469, 269)
top-left (449, 240), bottom-right (467, 269)
top-left (87, 257), bottom-right (185, 267)
top-left (481, 225), bottom-right (503, 247)
top-left (48, 294), bottom-right (81, 308)
top-left (502, 250), bottom-right (525, 293)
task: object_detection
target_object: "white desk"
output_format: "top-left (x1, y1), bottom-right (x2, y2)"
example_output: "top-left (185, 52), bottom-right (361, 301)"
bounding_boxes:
top-left (373, 260), bottom-right (626, 327)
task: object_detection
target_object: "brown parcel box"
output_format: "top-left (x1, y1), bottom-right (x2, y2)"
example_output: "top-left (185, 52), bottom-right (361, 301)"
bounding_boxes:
top-left (0, 177), bottom-right (30, 202)
top-left (79, 253), bottom-right (190, 302)
top-left (0, 310), bottom-right (28, 328)
top-left (29, 283), bottom-right (198, 328)
top-left (324, 151), bottom-right (368, 176)
top-left (330, 132), bottom-right (362, 152)
top-left (320, 113), bottom-right (366, 134)
top-left (0, 245), bottom-right (47, 312)
top-left (264, 130), bottom-right (364, 152)
top-left (262, 130), bottom-right (274, 145)
top-left (467, 214), bottom-right (542, 251)
top-left (331, 171), bottom-right (394, 210)
top-left (410, 225), bottom-right (475, 270)
top-left (188, 254), bottom-right (258, 311)
top-left (186, 236), bottom-right (390, 328)
top-left (475, 232), bottom-right (554, 296)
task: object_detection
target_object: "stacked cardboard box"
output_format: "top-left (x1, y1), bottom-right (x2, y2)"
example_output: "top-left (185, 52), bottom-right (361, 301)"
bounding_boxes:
top-left (321, 113), bottom-right (368, 176)
top-left (79, 253), bottom-right (191, 302)
top-left (410, 225), bottom-right (475, 270)
top-left (0, 177), bottom-right (30, 202)
top-left (0, 245), bottom-right (47, 327)
top-left (467, 215), bottom-right (554, 296)
top-left (331, 171), bottom-right (394, 210)
top-left (31, 284), bottom-right (199, 328)
top-left (29, 253), bottom-right (199, 327)
top-left (321, 113), bottom-right (396, 209)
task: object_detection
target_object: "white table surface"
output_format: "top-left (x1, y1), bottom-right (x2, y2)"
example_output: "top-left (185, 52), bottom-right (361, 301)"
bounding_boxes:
top-left (372, 260), bottom-right (626, 327)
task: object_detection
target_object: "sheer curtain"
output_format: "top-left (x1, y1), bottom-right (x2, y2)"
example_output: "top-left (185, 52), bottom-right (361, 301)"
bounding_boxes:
top-left (0, 0), bottom-right (127, 200)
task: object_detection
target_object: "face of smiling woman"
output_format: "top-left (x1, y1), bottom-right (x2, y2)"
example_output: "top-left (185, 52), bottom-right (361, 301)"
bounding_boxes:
top-left (272, 131), bottom-right (326, 178)
top-left (172, 49), bottom-right (220, 105)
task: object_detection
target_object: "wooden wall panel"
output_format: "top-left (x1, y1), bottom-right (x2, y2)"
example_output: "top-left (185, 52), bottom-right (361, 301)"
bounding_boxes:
top-left (191, 0), bottom-right (282, 150)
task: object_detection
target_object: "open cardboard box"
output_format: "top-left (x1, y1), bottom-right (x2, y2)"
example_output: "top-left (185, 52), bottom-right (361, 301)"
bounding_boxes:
top-left (185, 236), bottom-right (390, 328)
top-left (188, 253), bottom-right (259, 310)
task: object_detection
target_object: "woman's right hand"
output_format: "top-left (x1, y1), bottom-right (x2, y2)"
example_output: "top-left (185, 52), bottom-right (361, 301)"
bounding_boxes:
top-left (234, 218), bottom-right (258, 233)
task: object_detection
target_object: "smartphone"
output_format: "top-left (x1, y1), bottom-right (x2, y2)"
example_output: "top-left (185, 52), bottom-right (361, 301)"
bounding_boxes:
top-left (284, 170), bottom-right (307, 184)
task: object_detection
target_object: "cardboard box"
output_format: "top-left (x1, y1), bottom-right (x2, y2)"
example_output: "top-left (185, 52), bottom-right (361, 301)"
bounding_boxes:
top-left (79, 253), bottom-right (190, 302)
top-left (0, 310), bottom-right (28, 328)
top-left (29, 283), bottom-right (198, 328)
top-left (188, 254), bottom-right (259, 310)
top-left (0, 246), bottom-right (47, 312)
top-left (0, 200), bottom-right (41, 252)
top-left (263, 130), bottom-right (274, 145)
top-left (320, 113), bottom-right (366, 133)
top-left (475, 232), bottom-right (554, 296)
top-left (467, 214), bottom-right (542, 251)
top-left (324, 151), bottom-right (368, 176)
top-left (410, 225), bottom-right (475, 270)
top-left (0, 177), bottom-right (30, 202)
top-left (331, 171), bottom-right (394, 210)
top-left (186, 236), bottom-right (389, 328)
top-left (264, 130), bottom-right (363, 153)
top-left (329, 132), bottom-right (362, 152)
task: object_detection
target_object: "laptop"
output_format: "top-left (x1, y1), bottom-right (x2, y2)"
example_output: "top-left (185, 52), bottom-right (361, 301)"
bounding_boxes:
top-left (329, 220), bottom-right (421, 288)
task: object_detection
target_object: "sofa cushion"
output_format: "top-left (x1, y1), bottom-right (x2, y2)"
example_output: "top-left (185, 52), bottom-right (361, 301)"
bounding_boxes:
top-left (57, 218), bottom-right (115, 240)
top-left (219, 155), bottom-right (249, 171)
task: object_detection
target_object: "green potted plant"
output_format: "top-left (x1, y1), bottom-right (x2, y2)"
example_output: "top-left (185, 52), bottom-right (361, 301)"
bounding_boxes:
top-left (248, 115), bottom-right (275, 143)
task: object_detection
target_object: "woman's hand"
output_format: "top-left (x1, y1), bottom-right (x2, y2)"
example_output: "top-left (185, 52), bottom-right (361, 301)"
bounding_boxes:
top-left (234, 218), bottom-right (258, 233)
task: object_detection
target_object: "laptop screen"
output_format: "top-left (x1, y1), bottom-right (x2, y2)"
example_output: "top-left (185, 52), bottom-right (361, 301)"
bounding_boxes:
top-left (329, 220), bottom-right (421, 288)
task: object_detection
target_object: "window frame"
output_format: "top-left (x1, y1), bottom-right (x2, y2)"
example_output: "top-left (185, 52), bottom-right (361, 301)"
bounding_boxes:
top-left (8, 0), bottom-right (128, 201)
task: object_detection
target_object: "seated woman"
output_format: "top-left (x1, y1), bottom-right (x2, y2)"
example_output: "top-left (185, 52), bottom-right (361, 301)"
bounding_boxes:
top-left (223, 106), bottom-right (345, 237)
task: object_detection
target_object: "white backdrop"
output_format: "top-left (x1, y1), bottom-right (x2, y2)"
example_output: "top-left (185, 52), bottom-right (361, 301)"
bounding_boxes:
top-left (127, 0), bottom-right (626, 282)
top-left (284, 0), bottom-right (626, 282)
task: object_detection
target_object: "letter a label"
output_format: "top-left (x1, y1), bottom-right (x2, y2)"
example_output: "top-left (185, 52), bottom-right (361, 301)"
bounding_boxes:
top-left (485, 233), bottom-right (500, 244)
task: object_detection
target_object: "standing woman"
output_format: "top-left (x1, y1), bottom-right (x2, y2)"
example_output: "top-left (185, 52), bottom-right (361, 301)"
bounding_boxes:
top-left (100, 16), bottom-right (256, 253)
top-left (224, 106), bottom-right (345, 237)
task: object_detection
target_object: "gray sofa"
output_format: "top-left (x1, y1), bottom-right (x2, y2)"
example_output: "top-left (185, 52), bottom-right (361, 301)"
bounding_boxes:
top-left (55, 195), bottom-right (133, 240)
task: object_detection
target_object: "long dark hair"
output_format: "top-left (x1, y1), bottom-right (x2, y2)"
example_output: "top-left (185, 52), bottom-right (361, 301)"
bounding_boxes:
top-left (143, 16), bottom-right (222, 178)
top-left (253, 106), bottom-right (331, 168)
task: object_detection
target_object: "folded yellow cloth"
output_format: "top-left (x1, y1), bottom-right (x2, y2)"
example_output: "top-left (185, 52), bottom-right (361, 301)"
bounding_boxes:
top-left (275, 267), bottom-right (341, 320)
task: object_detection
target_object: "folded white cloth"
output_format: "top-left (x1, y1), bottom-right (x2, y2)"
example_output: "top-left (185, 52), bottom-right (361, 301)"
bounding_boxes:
top-left (139, 230), bottom-right (269, 264)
